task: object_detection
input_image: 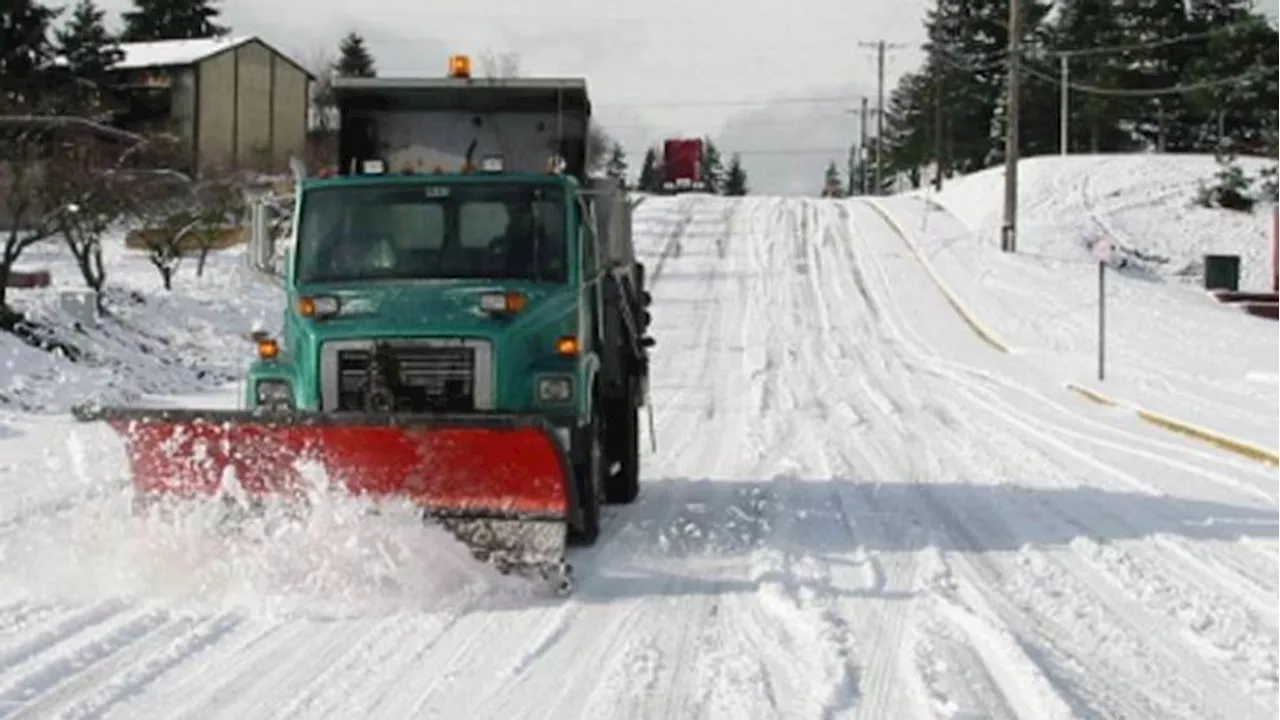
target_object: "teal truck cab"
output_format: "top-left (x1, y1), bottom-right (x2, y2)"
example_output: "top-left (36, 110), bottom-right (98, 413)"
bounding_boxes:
top-left (243, 56), bottom-right (654, 546)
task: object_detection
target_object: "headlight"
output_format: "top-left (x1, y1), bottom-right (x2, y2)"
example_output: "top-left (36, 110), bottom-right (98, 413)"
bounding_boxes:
top-left (537, 376), bottom-right (573, 403)
top-left (255, 380), bottom-right (293, 409)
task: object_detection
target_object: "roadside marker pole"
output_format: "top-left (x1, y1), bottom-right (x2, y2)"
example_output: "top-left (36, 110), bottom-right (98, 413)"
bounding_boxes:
top-left (1271, 204), bottom-right (1277, 292)
top-left (1091, 237), bottom-right (1113, 381)
top-left (1098, 259), bottom-right (1106, 381)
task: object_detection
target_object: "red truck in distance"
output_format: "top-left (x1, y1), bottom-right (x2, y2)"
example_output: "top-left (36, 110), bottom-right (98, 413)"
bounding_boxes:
top-left (661, 138), bottom-right (706, 193)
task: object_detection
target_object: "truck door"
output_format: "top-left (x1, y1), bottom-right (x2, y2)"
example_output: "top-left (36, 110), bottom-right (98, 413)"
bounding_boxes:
top-left (578, 196), bottom-right (603, 353)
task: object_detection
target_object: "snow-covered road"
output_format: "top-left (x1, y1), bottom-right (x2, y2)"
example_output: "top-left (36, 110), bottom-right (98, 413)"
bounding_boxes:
top-left (0, 195), bottom-right (1275, 719)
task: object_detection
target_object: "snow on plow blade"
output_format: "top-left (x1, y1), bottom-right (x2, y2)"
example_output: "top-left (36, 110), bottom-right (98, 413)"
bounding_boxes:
top-left (71, 405), bottom-right (574, 578)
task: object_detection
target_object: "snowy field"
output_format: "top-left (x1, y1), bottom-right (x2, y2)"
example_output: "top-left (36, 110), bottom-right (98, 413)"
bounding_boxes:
top-left (0, 161), bottom-right (1276, 719)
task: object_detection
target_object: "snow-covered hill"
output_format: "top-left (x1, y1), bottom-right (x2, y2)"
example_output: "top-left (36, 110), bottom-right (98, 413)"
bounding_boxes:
top-left (926, 153), bottom-right (1276, 290)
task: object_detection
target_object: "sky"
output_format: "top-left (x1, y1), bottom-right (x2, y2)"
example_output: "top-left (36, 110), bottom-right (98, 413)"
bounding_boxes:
top-left (88, 0), bottom-right (1276, 196)
top-left (88, 0), bottom-right (931, 194)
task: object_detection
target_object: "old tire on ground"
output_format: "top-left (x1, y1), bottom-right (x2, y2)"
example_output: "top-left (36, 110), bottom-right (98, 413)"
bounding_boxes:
top-left (604, 393), bottom-right (640, 505)
top-left (568, 412), bottom-right (603, 546)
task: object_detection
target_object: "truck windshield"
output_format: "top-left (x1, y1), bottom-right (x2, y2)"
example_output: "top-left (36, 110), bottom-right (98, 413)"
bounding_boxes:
top-left (295, 183), bottom-right (568, 284)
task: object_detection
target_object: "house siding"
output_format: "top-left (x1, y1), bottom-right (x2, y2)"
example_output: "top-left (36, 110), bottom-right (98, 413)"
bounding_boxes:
top-left (196, 50), bottom-right (237, 172)
top-left (233, 41), bottom-right (273, 170)
top-left (270, 55), bottom-right (309, 173)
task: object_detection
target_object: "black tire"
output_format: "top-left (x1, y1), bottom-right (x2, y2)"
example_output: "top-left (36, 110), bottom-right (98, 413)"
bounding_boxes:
top-left (568, 411), bottom-right (603, 546)
top-left (604, 393), bottom-right (640, 505)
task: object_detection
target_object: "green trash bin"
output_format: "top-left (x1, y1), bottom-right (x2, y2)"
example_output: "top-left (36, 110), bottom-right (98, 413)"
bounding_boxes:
top-left (1204, 254), bottom-right (1240, 291)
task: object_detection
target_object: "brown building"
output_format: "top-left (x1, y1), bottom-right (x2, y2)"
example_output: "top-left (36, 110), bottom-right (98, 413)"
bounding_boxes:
top-left (111, 36), bottom-right (314, 176)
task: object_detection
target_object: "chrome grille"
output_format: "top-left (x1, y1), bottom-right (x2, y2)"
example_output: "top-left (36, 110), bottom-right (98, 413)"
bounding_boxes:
top-left (320, 339), bottom-right (494, 411)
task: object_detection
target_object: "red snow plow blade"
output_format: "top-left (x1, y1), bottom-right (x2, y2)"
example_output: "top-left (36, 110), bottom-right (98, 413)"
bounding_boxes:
top-left (71, 406), bottom-right (574, 576)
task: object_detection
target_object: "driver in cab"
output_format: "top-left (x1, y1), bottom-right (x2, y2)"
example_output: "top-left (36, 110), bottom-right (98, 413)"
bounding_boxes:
top-left (487, 205), bottom-right (564, 279)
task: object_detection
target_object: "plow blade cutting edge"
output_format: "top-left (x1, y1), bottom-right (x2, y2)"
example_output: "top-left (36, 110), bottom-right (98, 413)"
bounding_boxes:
top-left (71, 405), bottom-right (575, 589)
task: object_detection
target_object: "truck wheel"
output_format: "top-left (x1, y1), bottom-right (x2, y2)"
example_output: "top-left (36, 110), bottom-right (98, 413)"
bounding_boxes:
top-left (568, 412), bottom-right (603, 546)
top-left (605, 393), bottom-right (640, 505)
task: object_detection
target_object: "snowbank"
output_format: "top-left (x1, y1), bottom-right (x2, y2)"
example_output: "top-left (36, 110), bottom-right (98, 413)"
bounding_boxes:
top-left (1, 233), bottom-right (283, 414)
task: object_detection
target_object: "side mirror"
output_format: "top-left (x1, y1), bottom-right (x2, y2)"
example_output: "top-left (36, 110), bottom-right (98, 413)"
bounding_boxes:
top-left (640, 336), bottom-right (656, 348)
top-left (278, 246), bottom-right (293, 281)
top-left (640, 310), bottom-right (652, 327)
top-left (640, 290), bottom-right (652, 306)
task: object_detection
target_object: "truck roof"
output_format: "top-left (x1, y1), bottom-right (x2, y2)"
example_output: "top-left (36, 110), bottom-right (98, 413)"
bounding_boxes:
top-left (331, 77), bottom-right (591, 115)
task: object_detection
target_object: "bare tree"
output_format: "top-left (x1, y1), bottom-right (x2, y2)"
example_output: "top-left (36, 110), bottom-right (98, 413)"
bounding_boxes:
top-left (0, 117), bottom-right (59, 326)
top-left (44, 163), bottom-right (123, 315)
top-left (186, 173), bottom-right (247, 277)
top-left (124, 179), bottom-right (196, 291)
top-left (114, 139), bottom-right (197, 291)
top-left (478, 51), bottom-right (520, 79)
top-left (304, 46), bottom-right (338, 133)
top-left (587, 125), bottom-right (614, 174)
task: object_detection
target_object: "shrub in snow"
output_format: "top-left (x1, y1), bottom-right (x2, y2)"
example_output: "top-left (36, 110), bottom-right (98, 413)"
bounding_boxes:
top-left (1195, 151), bottom-right (1255, 213)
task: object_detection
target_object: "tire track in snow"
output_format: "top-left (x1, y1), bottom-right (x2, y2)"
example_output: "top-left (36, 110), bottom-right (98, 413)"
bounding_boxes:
top-left (842, 199), bottom-right (1277, 719)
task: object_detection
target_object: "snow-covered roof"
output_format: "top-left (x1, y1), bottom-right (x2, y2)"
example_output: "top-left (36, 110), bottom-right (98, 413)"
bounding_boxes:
top-left (113, 35), bottom-right (255, 70)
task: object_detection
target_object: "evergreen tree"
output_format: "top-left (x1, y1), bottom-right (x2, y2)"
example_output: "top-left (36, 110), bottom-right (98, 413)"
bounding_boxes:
top-left (121, 0), bottom-right (230, 42)
top-left (1182, 4), bottom-right (1277, 152)
top-left (700, 137), bottom-right (724, 193)
top-left (335, 32), bottom-right (376, 77)
top-left (982, 0), bottom-right (1054, 165)
top-left (926, 0), bottom-right (1049, 172)
top-left (1051, 0), bottom-right (1133, 153)
top-left (636, 146), bottom-right (661, 192)
top-left (822, 160), bottom-right (844, 196)
top-left (604, 142), bottom-right (627, 185)
top-left (882, 70), bottom-right (932, 189)
top-left (1108, 0), bottom-right (1202, 151)
top-left (55, 0), bottom-right (123, 87)
top-left (723, 153), bottom-right (748, 196)
top-left (0, 0), bottom-right (60, 100)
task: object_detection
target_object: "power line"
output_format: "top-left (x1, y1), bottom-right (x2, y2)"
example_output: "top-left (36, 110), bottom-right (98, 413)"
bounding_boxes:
top-left (595, 95), bottom-right (862, 109)
top-left (1022, 63), bottom-right (1274, 96)
top-left (859, 39), bottom-right (908, 193)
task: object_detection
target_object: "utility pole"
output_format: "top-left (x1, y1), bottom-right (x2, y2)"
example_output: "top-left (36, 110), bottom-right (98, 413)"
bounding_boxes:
top-left (859, 96), bottom-right (869, 194)
top-left (933, 71), bottom-right (944, 191)
top-left (859, 39), bottom-right (906, 195)
top-left (1001, 0), bottom-right (1022, 253)
top-left (1059, 54), bottom-right (1069, 155)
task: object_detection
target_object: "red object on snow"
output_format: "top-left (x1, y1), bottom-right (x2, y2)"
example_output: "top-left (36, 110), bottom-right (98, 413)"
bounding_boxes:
top-left (5, 270), bottom-right (51, 288)
top-left (662, 138), bottom-right (705, 191)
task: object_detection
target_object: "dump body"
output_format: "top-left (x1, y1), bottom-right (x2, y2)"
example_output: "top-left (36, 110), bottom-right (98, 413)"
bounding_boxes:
top-left (661, 138), bottom-right (705, 192)
top-left (332, 77), bottom-right (591, 181)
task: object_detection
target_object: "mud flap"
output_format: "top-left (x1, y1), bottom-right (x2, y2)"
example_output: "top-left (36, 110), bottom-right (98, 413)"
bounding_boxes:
top-left (72, 405), bottom-right (575, 589)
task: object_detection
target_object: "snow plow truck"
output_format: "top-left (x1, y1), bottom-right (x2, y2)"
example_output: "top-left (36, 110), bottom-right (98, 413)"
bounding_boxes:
top-left (72, 55), bottom-right (655, 592)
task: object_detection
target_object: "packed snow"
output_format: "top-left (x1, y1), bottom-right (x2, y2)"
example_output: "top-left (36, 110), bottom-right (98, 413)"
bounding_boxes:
top-left (0, 159), bottom-right (1276, 719)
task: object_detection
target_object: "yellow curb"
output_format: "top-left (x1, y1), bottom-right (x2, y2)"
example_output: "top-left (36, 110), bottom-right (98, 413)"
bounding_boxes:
top-left (1066, 383), bottom-right (1278, 466)
top-left (859, 197), bottom-right (1277, 468)
top-left (1135, 408), bottom-right (1278, 466)
top-left (862, 199), bottom-right (1010, 354)
top-left (1064, 383), bottom-right (1120, 407)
